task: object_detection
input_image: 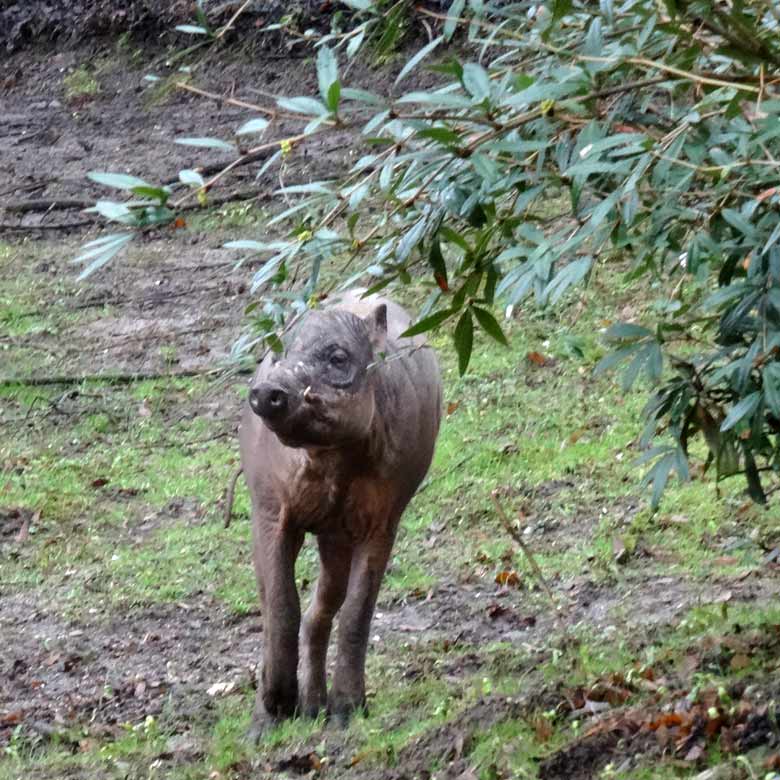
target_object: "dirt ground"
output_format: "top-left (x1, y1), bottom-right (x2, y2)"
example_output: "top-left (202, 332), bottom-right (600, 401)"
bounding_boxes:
top-left (3, 10), bottom-right (780, 780)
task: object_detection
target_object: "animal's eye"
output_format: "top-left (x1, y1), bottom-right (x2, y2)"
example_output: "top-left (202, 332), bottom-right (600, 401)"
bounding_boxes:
top-left (329, 350), bottom-right (349, 368)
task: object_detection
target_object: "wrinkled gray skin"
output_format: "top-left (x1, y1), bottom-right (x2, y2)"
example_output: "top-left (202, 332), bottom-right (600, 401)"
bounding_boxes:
top-left (239, 289), bottom-right (442, 739)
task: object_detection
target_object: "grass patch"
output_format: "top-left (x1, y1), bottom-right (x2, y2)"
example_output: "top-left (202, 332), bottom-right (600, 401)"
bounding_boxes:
top-left (4, 239), bottom-right (779, 780)
top-left (63, 66), bottom-right (100, 99)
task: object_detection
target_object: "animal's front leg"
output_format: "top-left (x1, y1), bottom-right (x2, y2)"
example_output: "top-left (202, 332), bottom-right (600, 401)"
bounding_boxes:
top-left (249, 515), bottom-right (303, 741)
top-left (328, 530), bottom-right (395, 724)
top-left (299, 534), bottom-right (353, 717)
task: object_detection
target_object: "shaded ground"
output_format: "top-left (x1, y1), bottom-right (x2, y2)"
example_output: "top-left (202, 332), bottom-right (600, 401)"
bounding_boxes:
top-left (3, 19), bottom-right (780, 780)
top-left (0, 1), bottom-right (330, 54)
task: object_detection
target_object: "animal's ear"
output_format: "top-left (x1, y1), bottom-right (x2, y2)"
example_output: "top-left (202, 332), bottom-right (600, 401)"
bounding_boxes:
top-left (364, 304), bottom-right (387, 353)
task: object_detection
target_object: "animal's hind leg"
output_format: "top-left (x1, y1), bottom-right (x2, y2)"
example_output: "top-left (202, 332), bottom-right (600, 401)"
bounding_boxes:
top-left (328, 526), bottom-right (396, 724)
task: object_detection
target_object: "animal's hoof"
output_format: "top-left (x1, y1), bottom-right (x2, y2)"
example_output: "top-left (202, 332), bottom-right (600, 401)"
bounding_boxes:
top-left (299, 699), bottom-right (325, 719)
top-left (327, 693), bottom-right (366, 727)
top-left (298, 680), bottom-right (327, 719)
top-left (245, 712), bottom-right (277, 744)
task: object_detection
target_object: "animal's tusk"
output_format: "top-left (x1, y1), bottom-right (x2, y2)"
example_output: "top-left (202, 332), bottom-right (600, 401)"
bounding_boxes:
top-left (303, 385), bottom-right (312, 401)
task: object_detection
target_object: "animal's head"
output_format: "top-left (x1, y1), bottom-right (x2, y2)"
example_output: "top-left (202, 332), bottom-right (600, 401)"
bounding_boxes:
top-left (248, 305), bottom-right (387, 448)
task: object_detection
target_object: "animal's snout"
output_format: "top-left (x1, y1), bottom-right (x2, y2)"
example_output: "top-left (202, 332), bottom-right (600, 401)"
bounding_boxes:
top-left (249, 383), bottom-right (289, 420)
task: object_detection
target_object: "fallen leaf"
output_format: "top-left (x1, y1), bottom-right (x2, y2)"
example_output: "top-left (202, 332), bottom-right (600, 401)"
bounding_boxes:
top-left (206, 681), bottom-right (236, 697)
top-left (494, 570), bottom-right (521, 588)
top-left (764, 754), bottom-right (780, 770)
top-left (0, 710), bottom-right (24, 726)
top-left (526, 351), bottom-right (548, 367)
top-left (446, 401), bottom-right (460, 416)
top-left (91, 477), bottom-right (109, 488)
top-left (712, 556), bottom-right (738, 566)
top-left (15, 510), bottom-right (38, 543)
top-left (531, 715), bottom-right (554, 742)
top-left (173, 216), bottom-right (187, 229)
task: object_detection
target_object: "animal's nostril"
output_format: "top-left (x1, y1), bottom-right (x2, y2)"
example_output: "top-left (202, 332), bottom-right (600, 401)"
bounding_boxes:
top-left (249, 383), bottom-right (289, 420)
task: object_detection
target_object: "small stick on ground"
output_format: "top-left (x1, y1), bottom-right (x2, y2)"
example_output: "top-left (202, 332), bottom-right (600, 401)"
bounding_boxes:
top-left (491, 490), bottom-right (556, 603)
top-left (15, 510), bottom-right (39, 543)
top-left (224, 467), bottom-right (243, 528)
top-left (3, 198), bottom-right (93, 213)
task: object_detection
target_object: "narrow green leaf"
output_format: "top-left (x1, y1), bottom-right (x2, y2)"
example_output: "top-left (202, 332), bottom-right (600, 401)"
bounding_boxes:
top-left (428, 238), bottom-right (448, 287)
top-left (250, 257), bottom-right (283, 293)
top-left (224, 240), bottom-right (291, 252)
top-left (453, 309), bottom-right (474, 375)
top-left (439, 226), bottom-right (471, 253)
top-left (763, 363), bottom-right (780, 416)
top-left (317, 46), bottom-right (338, 103)
top-left (346, 27), bottom-right (366, 58)
top-left (415, 127), bottom-right (463, 146)
top-left (236, 118), bottom-right (269, 136)
top-left (340, 0), bottom-right (373, 11)
top-left (720, 392), bottom-right (760, 431)
top-left (395, 35), bottom-right (443, 85)
top-left (605, 322), bottom-right (653, 342)
top-left (87, 200), bottom-right (136, 225)
top-left (179, 169), bottom-right (205, 187)
top-left (276, 96), bottom-right (328, 116)
top-left (594, 344), bottom-right (641, 375)
top-left (743, 445), bottom-right (767, 504)
top-left (175, 137), bottom-right (236, 152)
top-left (649, 452), bottom-right (676, 510)
top-left (326, 81), bottom-right (341, 114)
top-left (175, 24), bottom-right (209, 35)
top-left (88, 172), bottom-right (150, 190)
top-left (131, 185), bottom-right (169, 203)
top-left (444, 0), bottom-right (466, 40)
top-left (74, 233), bottom-right (135, 279)
top-left (472, 306), bottom-right (508, 346)
top-left (341, 87), bottom-right (385, 106)
top-left (462, 62), bottom-right (491, 102)
top-left (400, 308), bottom-right (454, 338)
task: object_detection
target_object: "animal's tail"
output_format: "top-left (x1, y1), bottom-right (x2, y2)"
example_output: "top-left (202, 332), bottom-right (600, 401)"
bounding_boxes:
top-left (223, 466), bottom-right (243, 528)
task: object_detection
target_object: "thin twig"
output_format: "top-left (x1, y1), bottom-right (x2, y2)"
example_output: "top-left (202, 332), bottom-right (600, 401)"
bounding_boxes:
top-left (216, 0), bottom-right (253, 40)
top-left (175, 81), bottom-right (298, 120)
top-left (223, 466), bottom-right (244, 528)
top-left (0, 221), bottom-right (93, 232)
top-left (3, 198), bottom-right (92, 213)
top-left (491, 490), bottom-right (556, 603)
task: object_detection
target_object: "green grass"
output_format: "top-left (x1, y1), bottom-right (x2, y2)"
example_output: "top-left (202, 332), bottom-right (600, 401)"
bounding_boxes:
top-left (63, 66), bottom-right (100, 99)
top-left (4, 240), bottom-right (780, 779)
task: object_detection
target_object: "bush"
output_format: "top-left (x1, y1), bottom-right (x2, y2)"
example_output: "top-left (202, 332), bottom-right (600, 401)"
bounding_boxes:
top-left (78, 0), bottom-right (780, 506)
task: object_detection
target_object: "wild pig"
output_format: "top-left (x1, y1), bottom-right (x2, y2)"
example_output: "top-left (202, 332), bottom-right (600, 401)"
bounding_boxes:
top-left (239, 289), bottom-right (442, 738)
